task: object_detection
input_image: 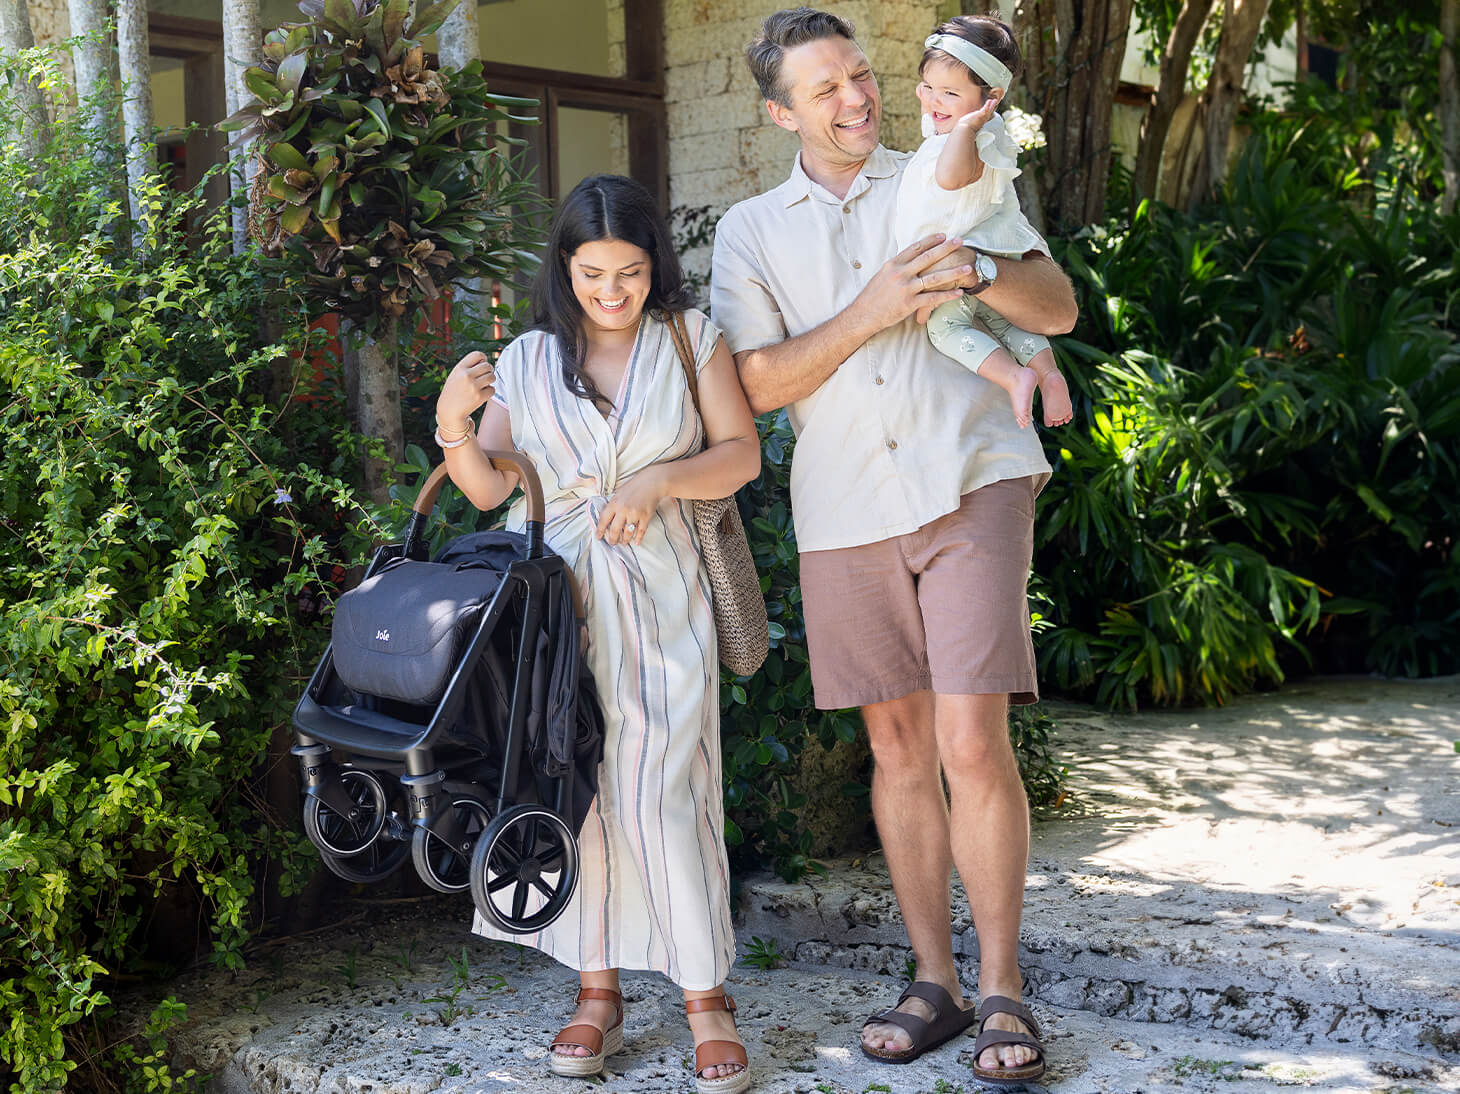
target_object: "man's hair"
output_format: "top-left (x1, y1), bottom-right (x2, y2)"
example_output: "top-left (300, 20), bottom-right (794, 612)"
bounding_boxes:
top-left (920, 14), bottom-right (1021, 88)
top-left (746, 7), bottom-right (857, 106)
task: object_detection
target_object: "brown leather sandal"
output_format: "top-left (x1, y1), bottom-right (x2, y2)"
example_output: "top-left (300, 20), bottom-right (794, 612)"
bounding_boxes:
top-left (970, 994), bottom-right (1046, 1086)
top-left (548, 986), bottom-right (624, 1078)
top-left (860, 981), bottom-right (977, 1063)
top-left (685, 993), bottom-right (751, 1094)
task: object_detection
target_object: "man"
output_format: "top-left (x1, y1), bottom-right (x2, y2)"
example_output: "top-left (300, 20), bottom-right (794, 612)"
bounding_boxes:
top-left (709, 7), bottom-right (1076, 1084)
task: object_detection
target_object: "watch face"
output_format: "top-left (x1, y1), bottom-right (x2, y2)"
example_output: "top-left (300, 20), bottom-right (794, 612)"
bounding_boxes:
top-left (977, 254), bottom-right (998, 283)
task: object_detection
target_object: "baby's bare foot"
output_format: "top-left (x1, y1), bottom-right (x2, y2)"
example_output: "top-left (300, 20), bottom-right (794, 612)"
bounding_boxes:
top-left (1038, 368), bottom-right (1073, 427)
top-left (1010, 367), bottom-right (1039, 429)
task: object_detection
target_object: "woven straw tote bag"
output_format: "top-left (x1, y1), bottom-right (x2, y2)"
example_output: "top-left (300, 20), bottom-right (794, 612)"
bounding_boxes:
top-left (666, 311), bottom-right (769, 677)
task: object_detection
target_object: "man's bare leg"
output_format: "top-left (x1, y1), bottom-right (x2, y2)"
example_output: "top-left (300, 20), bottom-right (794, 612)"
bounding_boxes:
top-left (859, 690), bottom-right (969, 1053)
top-left (935, 692), bottom-right (1037, 1073)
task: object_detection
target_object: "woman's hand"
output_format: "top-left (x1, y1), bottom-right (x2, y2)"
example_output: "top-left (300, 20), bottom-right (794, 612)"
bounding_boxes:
top-left (437, 350), bottom-right (496, 431)
top-left (596, 467), bottom-right (668, 546)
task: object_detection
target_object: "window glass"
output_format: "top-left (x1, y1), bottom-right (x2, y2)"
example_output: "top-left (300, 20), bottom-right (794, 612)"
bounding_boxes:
top-left (478, 0), bottom-right (625, 77)
top-left (556, 106), bottom-right (630, 196)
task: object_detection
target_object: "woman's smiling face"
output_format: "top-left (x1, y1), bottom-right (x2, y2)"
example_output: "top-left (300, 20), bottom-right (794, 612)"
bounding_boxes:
top-left (566, 237), bottom-right (653, 334)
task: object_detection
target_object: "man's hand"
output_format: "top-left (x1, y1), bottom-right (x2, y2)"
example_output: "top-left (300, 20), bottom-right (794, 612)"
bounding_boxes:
top-left (852, 234), bottom-right (970, 334)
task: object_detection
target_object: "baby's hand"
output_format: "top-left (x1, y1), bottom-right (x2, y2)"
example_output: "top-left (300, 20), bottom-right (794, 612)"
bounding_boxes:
top-left (956, 96), bottom-right (999, 133)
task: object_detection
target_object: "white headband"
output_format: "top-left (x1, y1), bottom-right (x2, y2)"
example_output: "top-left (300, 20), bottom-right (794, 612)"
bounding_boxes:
top-left (924, 33), bottom-right (1012, 91)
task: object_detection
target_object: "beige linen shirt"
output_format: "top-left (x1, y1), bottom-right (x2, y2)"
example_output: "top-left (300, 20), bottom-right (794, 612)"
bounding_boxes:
top-left (710, 144), bottom-right (1052, 553)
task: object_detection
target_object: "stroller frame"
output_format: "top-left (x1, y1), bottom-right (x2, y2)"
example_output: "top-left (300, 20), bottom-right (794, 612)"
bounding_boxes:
top-left (291, 453), bottom-right (592, 932)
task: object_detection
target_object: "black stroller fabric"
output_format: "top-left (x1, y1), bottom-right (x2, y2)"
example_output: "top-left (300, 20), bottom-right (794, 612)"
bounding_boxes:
top-left (331, 557), bottom-right (507, 706)
top-left (432, 531), bottom-right (604, 837)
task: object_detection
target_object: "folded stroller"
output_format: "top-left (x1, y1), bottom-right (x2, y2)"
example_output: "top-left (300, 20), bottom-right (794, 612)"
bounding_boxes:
top-left (292, 454), bottom-right (603, 934)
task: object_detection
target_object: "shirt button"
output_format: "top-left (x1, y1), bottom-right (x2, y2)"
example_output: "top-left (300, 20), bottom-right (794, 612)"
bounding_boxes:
top-left (887, 439), bottom-right (898, 451)
top-left (874, 375), bottom-right (885, 385)
top-left (852, 260), bottom-right (862, 269)
top-left (842, 205), bottom-right (851, 214)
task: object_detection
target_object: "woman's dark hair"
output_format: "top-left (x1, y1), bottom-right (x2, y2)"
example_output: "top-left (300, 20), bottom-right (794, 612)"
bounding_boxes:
top-left (919, 13), bottom-right (1021, 90)
top-left (531, 174), bottom-right (694, 410)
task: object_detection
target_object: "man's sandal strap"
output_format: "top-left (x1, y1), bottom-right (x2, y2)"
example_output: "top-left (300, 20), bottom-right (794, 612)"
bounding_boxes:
top-left (978, 995), bottom-right (1040, 1038)
top-left (864, 1006), bottom-right (930, 1042)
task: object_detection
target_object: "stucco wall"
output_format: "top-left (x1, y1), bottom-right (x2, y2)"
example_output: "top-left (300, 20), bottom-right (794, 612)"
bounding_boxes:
top-left (664, 0), bottom-right (944, 282)
top-left (25, 0), bottom-right (72, 93)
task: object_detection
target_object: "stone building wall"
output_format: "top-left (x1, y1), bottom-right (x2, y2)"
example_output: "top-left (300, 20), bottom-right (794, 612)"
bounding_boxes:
top-left (25, 0), bottom-right (74, 97)
top-left (664, 0), bottom-right (944, 285)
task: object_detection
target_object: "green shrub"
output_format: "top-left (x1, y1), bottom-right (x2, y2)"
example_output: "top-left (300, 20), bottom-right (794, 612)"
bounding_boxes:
top-left (1040, 117), bottom-right (1460, 707)
top-left (0, 62), bottom-right (376, 1090)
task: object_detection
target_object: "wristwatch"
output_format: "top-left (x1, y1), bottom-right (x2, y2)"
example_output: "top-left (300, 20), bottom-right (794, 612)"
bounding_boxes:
top-left (968, 251), bottom-right (999, 295)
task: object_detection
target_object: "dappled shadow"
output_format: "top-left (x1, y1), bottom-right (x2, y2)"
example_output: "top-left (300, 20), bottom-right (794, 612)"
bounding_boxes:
top-left (1039, 679), bottom-right (1460, 894)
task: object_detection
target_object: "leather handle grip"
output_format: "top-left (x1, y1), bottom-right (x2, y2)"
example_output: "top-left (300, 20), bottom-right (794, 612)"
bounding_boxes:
top-left (410, 452), bottom-right (546, 523)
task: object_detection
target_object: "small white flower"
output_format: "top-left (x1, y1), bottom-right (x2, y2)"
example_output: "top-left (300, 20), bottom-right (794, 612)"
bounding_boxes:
top-left (272, 488), bottom-right (293, 506)
top-left (1002, 105), bottom-right (1047, 152)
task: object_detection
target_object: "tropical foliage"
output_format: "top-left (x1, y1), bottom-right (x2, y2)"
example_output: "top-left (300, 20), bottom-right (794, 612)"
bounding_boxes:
top-left (0, 56), bottom-right (379, 1093)
top-left (223, 0), bottom-right (539, 335)
top-left (1035, 93), bottom-right (1460, 708)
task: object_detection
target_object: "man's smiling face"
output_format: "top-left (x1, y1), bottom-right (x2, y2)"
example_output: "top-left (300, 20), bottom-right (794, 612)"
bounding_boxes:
top-left (766, 35), bottom-right (882, 174)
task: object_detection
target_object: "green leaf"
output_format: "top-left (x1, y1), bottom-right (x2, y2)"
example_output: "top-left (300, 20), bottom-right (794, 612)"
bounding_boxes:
top-left (407, 0), bottom-right (461, 40)
top-left (280, 203), bottom-right (311, 234)
top-left (242, 67), bottom-right (280, 103)
top-left (266, 176), bottom-right (307, 204)
top-left (362, 98), bottom-right (391, 139)
top-left (275, 51), bottom-right (308, 96)
top-left (382, 0), bottom-right (410, 50)
top-left (267, 141), bottom-right (309, 171)
top-left (324, 0), bottom-right (359, 33)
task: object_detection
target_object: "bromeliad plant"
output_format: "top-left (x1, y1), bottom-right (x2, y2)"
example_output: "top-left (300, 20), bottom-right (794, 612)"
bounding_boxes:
top-left (223, 0), bottom-right (540, 335)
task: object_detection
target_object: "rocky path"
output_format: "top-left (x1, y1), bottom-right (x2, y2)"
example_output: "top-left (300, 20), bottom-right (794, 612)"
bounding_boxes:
top-left (161, 677), bottom-right (1460, 1093)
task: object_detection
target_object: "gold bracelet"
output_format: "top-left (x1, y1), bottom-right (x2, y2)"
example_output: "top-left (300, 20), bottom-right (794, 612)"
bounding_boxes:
top-left (435, 428), bottom-right (473, 449)
top-left (435, 417), bottom-right (472, 439)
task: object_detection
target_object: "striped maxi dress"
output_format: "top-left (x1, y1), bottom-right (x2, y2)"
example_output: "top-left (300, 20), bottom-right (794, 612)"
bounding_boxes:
top-left (470, 307), bottom-right (737, 991)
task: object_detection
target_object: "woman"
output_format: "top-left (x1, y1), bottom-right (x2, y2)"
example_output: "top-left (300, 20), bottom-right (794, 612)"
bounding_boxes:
top-left (434, 175), bottom-right (760, 1094)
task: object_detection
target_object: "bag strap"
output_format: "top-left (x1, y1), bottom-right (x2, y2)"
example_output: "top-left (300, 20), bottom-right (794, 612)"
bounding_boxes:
top-left (667, 311), bottom-right (702, 421)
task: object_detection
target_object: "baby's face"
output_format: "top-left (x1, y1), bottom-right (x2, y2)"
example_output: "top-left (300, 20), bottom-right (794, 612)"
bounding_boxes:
top-left (916, 58), bottom-right (989, 134)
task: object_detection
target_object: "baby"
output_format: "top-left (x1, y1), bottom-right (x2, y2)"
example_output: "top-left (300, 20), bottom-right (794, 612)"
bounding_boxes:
top-left (893, 15), bottom-right (1073, 429)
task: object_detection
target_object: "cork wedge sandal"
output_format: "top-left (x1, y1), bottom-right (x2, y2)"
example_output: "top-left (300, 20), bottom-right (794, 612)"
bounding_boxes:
top-left (686, 993), bottom-right (752, 1094)
top-left (548, 987), bottom-right (625, 1078)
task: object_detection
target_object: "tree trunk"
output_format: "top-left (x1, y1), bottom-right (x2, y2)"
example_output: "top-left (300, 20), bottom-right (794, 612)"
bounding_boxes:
top-left (0, 0), bottom-right (49, 164)
top-left (221, 0), bottom-right (262, 254)
top-left (68, 0), bottom-right (119, 168)
top-left (1014, 0), bottom-right (1136, 234)
top-left (116, 0), bottom-right (152, 241)
top-left (438, 0), bottom-right (481, 326)
top-left (1184, 0), bottom-right (1273, 209)
top-left (1441, 0), bottom-right (1459, 216)
top-left (355, 322), bottom-right (405, 505)
top-left (1131, 0), bottom-right (1216, 209)
top-left (437, 0), bottom-right (479, 70)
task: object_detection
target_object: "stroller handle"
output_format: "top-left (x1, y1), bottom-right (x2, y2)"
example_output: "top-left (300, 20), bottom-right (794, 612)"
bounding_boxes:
top-left (405, 453), bottom-right (548, 558)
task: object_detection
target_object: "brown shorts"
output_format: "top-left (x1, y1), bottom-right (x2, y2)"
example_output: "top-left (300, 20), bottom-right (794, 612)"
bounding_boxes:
top-left (800, 476), bottom-right (1043, 710)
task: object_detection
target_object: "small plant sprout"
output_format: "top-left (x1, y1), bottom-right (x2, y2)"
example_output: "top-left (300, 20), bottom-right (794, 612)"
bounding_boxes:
top-left (741, 936), bottom-right (787, 970)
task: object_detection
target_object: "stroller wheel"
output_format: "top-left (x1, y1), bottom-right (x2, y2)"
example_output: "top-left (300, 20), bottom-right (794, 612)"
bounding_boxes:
top-left (411, 796), bottom-right (491, 893)
top-left (319, 836), bottom-right (411, 884)
top-left (470, 804), bottom-right (579, 934)
top-left (303, 768), bottom-right (388, 857)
